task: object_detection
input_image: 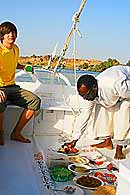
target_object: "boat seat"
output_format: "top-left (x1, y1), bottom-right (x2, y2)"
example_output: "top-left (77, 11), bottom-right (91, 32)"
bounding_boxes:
top-left (5, 100), bottom-right (76, 112)
top-left (40, 103), bottom-right (73, 111)
top-left (5, 100), bottom-right (20, 108)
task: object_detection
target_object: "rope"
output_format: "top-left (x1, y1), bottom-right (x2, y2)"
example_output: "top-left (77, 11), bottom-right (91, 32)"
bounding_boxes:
top-left (55, 0), bottom-right (87, 139)
top-left (53, 0), bottom-right (87, 74)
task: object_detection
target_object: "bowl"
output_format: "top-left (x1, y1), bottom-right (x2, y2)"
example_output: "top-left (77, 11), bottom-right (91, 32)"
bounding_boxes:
top-left (49, 167), bottom-right (73, 182)
top-left (73, 175), bottom-right (104, 190)
top-left (68, 163), bottom-right (92, 175)
top-left (47, 151), bottom-right (68, 169)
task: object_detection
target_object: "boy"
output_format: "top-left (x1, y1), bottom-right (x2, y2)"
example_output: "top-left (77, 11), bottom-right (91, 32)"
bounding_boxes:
top-left (0, 21), bottom-right (41, 145)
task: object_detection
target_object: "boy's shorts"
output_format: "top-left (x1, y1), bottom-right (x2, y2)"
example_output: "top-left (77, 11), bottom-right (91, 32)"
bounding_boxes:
top-left (0, 84), bottom-right (41, 112)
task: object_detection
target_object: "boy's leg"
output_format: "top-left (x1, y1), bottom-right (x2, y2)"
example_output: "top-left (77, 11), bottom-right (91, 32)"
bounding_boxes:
top-left (0, 112), bottom-right (4, 145)
top-left (10, 109), bottom-right (34, 143)
top-left (9, 86), bottom-right (41, 143)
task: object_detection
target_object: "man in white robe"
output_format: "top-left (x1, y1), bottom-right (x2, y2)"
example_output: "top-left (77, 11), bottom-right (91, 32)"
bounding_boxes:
top-left (64, 65), bottom-right (130, 160)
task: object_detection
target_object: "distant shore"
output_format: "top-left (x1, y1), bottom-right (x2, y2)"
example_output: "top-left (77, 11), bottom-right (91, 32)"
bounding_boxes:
top-left (19, 55), bottom-right (129, 72)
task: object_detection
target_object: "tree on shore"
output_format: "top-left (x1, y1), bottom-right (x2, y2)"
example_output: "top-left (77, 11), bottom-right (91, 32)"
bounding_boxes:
top-left (126, 60), bottom-right (130, 66)
top-left (88, 58), bottom-right (120, 72)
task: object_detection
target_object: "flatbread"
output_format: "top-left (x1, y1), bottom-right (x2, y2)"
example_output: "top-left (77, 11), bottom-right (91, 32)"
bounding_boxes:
top-left (92, 185), bottom-right (116, 195)
top-left (68, 155), bottom-right (88, 164)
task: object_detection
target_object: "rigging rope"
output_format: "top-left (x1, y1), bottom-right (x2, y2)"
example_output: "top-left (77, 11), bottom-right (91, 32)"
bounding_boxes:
top-left (53, 0), bottom-right (87, 74)
top-left (56, 0), bottom-right (87, 139)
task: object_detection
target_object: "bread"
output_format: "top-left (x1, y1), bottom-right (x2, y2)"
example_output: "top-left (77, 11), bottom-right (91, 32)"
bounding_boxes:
top-left (92, 185), bottom-right (116, 195)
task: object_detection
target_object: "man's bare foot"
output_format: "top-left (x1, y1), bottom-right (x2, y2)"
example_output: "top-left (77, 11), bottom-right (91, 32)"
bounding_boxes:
top-left (91, 137), bottom-right (113, 150)
top-left (10, 132), bottom-right (31, 143)
top-left (0, 131), bottom-right (4, 145)
top-left (114, 145), bottom-right (125, 160)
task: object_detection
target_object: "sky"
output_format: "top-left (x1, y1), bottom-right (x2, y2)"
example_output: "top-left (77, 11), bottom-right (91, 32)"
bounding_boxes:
top-left (1, 0), bottom-right (130, 64)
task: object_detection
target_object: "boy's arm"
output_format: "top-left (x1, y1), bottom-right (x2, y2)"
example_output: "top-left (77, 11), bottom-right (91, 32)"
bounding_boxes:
top-left (17, 63), bottom-right (34, 73)
top-left (16, 63), bottom-right (25, 70)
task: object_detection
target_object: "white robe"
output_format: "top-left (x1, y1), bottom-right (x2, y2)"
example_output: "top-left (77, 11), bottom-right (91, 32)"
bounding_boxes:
top-left (72, 65), bottom-right (130, 145)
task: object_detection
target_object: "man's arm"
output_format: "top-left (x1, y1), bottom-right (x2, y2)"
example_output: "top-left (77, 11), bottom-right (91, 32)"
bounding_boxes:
top-left (72, 100), bottom-right (95, 140)
top-left (62, 100), bottom-right (95, 148)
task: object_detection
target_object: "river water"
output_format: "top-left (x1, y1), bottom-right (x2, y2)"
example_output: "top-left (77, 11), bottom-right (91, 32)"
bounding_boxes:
top-left (16, 68), bottom-right (99, 86)
top-left (34, 69), bottom-right (99, 86)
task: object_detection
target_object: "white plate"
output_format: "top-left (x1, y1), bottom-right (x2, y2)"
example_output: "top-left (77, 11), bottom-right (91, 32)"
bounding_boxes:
top-left (68, 163), bottom-right (92, 175)
top-left (56, 185), bottom-right (84, 195)
top-left (73, 175), bottom-right (104, 190)
top-left (67, 150), bottom-right (80, 156)
top-left (86, 150), bottom-right (103, 161)
top-left (68, 155), bottom-right (89, 164)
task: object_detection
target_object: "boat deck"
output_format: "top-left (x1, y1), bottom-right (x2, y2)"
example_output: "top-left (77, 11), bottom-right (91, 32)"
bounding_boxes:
top-left (1, 105), bottom-right (130, 195)
top-left (0, 137), bottom-right (52, 195)
top-left (1, 133), bottom-right (130, 195)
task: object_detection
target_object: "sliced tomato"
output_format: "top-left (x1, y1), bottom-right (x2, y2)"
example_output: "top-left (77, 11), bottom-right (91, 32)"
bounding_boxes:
top-left (71, 148), bottom-right (79, 153)
top-left (105, 173), bottom-right (117, 181)
top-left (94, 171), bottom-right (104, 177)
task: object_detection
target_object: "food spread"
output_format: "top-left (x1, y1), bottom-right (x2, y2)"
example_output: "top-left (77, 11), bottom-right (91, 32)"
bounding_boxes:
top-left (55, 146), bottom-right (118, 192)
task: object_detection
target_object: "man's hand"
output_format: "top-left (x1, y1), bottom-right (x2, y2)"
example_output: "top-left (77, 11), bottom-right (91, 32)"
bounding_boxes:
top-left (62, 139), bottom-right (78, 149)
top-left (0, 90), bottom-right (6, 103)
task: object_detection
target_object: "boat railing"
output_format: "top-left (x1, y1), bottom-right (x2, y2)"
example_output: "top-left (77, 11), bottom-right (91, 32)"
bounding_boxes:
top-left (14, 70), bottom-right (79, 111)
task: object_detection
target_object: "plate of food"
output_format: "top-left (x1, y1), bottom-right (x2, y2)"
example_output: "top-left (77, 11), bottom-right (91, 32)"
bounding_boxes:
top-left (57, 146), bottom-right (80, 156)
top-left (68, 155), bottom-right (89, 164)
top-left (82, 147), bottom-right (107, 166)
top-left (94, 156), bottom-right (107, 166)
top-left (94, 171), bottom-right (117, 184)
top-left (85, 149), bottom-right (103, 161)
top-left (73, 175), bottom-right (104, 190)
top-left (68, 163), bottom-right (93, 175)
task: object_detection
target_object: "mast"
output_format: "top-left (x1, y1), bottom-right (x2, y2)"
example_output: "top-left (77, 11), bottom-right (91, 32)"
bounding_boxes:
top-left (53, 0), bottom-right (87, 74)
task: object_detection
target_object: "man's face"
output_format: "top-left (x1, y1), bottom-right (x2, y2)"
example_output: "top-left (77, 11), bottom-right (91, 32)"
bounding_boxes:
top-left (78, 84), bottom-right (98, 101)
top-left (3, 31), bottom-right (17, 45)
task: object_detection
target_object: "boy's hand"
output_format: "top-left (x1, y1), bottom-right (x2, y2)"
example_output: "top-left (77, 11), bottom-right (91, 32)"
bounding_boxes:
top-left (0, 90), bottom-right (6, 103)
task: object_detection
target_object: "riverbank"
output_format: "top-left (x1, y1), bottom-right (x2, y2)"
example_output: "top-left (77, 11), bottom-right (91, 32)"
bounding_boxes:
top-left (19, 55), bottom-right (125, 72)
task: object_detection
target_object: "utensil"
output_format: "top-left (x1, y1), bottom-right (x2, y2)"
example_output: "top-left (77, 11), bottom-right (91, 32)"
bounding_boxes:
top-left (53, 185), bottom-right (76, 194)
top-left (68, 163), bottom-right (93, 175)
top-left (84, 167), bottom-right (107, 172)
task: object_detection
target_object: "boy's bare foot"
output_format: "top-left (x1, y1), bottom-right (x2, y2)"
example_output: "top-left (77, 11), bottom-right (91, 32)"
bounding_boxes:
top-left (91, 137), bottom-right (113, 150)
top-left (0, 131), bottom-right (4, 145)
top-left (114, 145), bottom-right (125, 160)
top-left (10, 132), bottom-right (31, 143)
